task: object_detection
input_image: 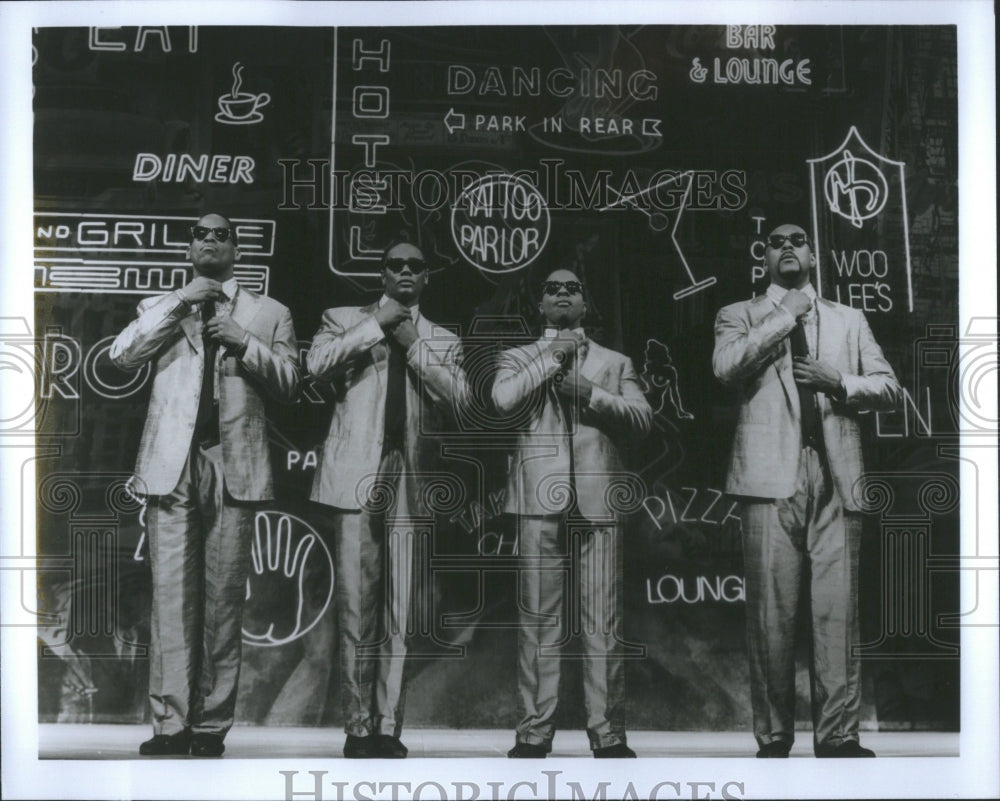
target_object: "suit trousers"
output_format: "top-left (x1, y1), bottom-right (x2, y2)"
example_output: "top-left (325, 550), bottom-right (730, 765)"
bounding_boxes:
top-left (332, 448), bottom-right (416, 738)
top-left (514, 515), bottom-right (626, 750)
top-left (740, 445), bottom-right (862, 751)
top-left (146, 441), bottom-right (255, 737)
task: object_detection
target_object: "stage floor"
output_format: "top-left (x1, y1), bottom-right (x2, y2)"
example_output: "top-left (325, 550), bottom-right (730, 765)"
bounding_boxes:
top-left (39, 724), bottom-right (959, 760)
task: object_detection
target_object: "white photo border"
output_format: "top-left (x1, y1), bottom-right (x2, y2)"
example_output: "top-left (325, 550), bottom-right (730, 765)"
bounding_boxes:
top-left (2, 2), bottom-right (996, 799)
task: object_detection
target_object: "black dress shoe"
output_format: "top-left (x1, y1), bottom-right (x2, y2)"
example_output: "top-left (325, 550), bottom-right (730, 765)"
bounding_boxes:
top-left (373, 734), bottom-right (408, 758)
top-left (189, 733), bottom-right (225, 757)
top-left (756, 740), bottom-right (792, 758)
top-left (139, 730), bottom-right (191, 756)
top-left (343, 734), bottom-right (376, 758)
top-left (816, 740), bottom-right (875, 758)
top-left (594, 743), bottom-right (637, 758)
top-left (507, 742), bottom-right (549, 758)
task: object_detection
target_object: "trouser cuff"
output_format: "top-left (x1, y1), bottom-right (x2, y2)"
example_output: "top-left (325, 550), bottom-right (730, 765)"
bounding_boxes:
top-left (516, 734), bottom-right (552, 750)
top-left (344, 721), bottom-right (373, 738)
top-left (589, 731), bottom-right (627, 750)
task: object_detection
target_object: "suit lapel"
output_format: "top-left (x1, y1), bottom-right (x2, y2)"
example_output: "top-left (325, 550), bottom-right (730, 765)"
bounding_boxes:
top-left (816, 299), bottom-right (842, 366)
top-left (179, 308), bottom-right (203, 353)
top-left (578, 340), bottom-right (602, 383)
top-left (363, 302), bottom-right (388, 364)
top-left (415, 312), bottom-right (432, 339)
top-left (231, 288), bottom-right (263, 332)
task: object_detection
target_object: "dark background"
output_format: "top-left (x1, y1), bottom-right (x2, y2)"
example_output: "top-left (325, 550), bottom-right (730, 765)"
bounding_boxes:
top-left (33, 25), bottom-right (960, 733)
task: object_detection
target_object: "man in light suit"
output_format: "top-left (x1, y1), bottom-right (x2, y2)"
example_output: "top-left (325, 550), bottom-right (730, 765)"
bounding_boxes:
top-left (492, 269), bottom-right (652, 759)
top-left (713, 222), bottom-right (900, 758)
top-left (308, 237), bottom-right (468, 759)
top-left (111, 213), bottom-right (301, 757)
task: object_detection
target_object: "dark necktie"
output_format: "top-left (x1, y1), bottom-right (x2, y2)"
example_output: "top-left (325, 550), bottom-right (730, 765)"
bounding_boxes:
top-left (194, 300), bottom-right (218, 442)
top-left (553, 348), bottom-right (576, 428)
top-left (554, 340), bottom-right (587, 513)
top-left (383, 338), bottom-right (407, 454)
top-left (789, 319), bottom-right (820, 448)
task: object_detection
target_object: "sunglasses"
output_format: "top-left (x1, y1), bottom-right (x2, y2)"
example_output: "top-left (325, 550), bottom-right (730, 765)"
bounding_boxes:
top-left (191, 226), bottom-right (235, 243)
top-left (384, 257), bottom-right (428, 274)
top-left (767, 232), bottom-right (809, 249)
top-left (542, 280), bottom-right (584, 296)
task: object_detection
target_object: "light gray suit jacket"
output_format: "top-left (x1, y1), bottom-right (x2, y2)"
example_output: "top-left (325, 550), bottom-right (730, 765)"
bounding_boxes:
top-left (713, 293), bottom-right (900, 510)
top-left (110, 288), bottom-right (301, 500)
top-left (307, 303), bottom-right (469, 513)
top-left (492, 338), bottom-right (653, 521)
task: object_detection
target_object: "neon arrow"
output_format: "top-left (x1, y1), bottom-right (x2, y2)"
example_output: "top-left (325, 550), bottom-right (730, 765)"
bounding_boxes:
top-left (444, 108), bottom-right (466, 134)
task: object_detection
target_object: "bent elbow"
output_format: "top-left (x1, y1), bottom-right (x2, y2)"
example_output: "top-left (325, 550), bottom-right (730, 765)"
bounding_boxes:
top-left (630, 404), bottom-right (653, 437)
top-left (109, 344), bottom-right (141, 373)
top-left (712, 358), bottom-right (739, 387)
top-left (491, 382), bottom-right (517, 414)
top-left (881, 380), bottom-right (903, 411)
top-left (306, 348), bottom-right (342, 383)
top-left (304, 350), bottom-right (322, 379)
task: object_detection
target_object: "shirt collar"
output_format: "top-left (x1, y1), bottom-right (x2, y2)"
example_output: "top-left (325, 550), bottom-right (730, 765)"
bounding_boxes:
top-left (543, 326), bottom-right (586, 339)
top-left (379, 294), bottom-right (419, 322)
top-left (766, 282), bottom-right (816, 307)
top-left (220, 277), bottom-right (240, 301)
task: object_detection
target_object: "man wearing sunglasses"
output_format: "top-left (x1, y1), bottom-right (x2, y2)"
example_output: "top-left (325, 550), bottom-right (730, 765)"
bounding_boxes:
top-left (492, 268), bottom-right (652, 758)
top-left (110, 213), bottom-right (301, 757)
top-left (713, 223), bottom-right (900, 759)
top-left (307, 236), bottom-right (469, 759)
